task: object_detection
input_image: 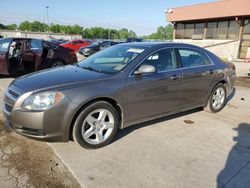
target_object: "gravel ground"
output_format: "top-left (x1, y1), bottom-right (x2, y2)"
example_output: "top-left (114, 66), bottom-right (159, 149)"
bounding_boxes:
top-left (0, 118), bottom-right (81, 188)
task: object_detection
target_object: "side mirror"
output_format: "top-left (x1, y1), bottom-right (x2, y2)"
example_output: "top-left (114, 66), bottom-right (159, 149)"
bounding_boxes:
top-left (134, 64), bottom-right (156, 75)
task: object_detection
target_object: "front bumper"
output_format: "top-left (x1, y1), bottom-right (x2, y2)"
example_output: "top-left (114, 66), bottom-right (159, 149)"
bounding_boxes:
top-left (3, 85), bottom-right (78, 142)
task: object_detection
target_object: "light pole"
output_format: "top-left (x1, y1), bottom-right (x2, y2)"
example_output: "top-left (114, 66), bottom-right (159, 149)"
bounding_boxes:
top-left (46, 6), bottom-right (49, 32)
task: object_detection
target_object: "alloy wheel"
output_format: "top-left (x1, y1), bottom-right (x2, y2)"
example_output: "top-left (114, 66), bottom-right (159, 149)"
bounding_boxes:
top-left (212, 87), bottom-right (225, 110)
top-left (52, 61), bottom-right (64, 67)
top-left (81, 109), bottom-right (114, 145)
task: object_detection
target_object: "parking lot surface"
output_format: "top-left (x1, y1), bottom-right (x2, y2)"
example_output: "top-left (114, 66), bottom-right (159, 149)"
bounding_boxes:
top-left (0, 62), bottom-right (250, 188)
top-left (49, 86), bottom-right (250, 188)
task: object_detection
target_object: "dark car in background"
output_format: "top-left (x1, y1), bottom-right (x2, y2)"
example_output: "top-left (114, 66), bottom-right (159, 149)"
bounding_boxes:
top-left (0, 38), bottom-right (77, 75)
top-left (79, 40), bottom-right (118, 56)
top-left (48, 39), bottom-right (68, 45)
top-left (3, 42), bottom-right (235, 149)
top-left (126, 38), bottom-right (143, 42)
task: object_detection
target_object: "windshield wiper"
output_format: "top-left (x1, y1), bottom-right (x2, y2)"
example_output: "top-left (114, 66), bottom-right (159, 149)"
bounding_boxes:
top-left (81, 66), bottom-right (112, 74)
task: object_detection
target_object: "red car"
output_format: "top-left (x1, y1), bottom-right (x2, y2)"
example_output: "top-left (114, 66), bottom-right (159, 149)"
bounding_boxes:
top-left (0, 38), bottom-right (77, 75)
top-left (60, 39), bottom-right (90, 52)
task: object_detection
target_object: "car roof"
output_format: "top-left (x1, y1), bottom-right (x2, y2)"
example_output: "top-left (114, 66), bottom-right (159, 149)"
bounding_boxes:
top-left (117, 42), bottom-right (203, 50)
top-left (4, 37), bottom-right (42, 41)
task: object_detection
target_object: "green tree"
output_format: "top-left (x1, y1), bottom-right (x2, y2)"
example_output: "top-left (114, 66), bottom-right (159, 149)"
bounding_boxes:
top-left (6, 24), bottom-right (17, 30)
top-left (109, 29), bottom-right (119, 39)
top-left (71, 25), bottom-right (83, 35)
top-left (143, 24), bottom-right (173, 40)
top-left (0, 23), bottom-right (6, 29)
top-left (118, 28), bottom-right (130, 39)
top-left (30, 21), bottom-right (47, 32)
top-left (50, 23), bottom-right (61, 33)
top-left (19, 21), bottom-right (31, 31)
top-left (82, 28), bottom-right (91, 38)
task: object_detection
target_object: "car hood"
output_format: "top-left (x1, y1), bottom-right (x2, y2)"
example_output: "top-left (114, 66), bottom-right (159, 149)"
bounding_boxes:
top-left (12, 65), bottom-right (110, 92)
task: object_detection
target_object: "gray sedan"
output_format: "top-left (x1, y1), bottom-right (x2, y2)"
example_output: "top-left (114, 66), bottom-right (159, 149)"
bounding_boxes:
top-left (3, 42), bottom-right (236, 149)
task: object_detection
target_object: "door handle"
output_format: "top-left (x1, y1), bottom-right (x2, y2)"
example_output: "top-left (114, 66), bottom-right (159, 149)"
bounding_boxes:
top-left (170, 75), bottom-right (182, 80)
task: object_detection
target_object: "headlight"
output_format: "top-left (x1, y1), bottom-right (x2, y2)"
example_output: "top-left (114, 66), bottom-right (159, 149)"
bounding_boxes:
top-left (84, 48), bottom-right (91, 52)
top-left (22, 92), bottom-right (64, 110)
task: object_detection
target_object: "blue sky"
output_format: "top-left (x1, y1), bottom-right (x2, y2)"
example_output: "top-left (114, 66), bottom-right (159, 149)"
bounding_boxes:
top-left (0, 0), bottom-right (216, 36)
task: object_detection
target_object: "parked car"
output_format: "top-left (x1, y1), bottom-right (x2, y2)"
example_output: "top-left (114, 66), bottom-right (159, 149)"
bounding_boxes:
top-left (48, 39), bottom-right (68, 45)
top-left (126, 38), bottom-right (143, 42)
top-left (3, 42), bottom-right (236, 149)
top-left (79, 40), bottom-right (118, 56)
top-left (0, 38), bottom-right (77, 75)
top-left (60, 39), bottom-right (90, 52)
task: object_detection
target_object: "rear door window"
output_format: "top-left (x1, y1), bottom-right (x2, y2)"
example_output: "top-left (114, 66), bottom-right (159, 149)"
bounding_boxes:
top-left (28, 39), bottom-right (43, 50)
top-left (178, 48), bottom-right (211, 68)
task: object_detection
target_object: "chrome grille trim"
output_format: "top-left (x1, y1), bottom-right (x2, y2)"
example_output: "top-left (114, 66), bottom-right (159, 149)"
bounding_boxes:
top-left (3, 87), bottom-right (21, 115)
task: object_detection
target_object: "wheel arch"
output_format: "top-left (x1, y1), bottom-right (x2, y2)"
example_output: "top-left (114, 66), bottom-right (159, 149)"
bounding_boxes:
top-left (204, 79), bottom-right (228, 107)
top-left (69, 97), bottom-right (123, 140)
top-left (51, 58), bottom-right (66, 64)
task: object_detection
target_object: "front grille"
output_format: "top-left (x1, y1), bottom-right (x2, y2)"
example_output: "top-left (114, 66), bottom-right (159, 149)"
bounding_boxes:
top-left (3, 87), bottom-right (21, 115)
top-left (8, 89), bottom-right (20, 98)
top-left (4, 103), bottom-right (12, 112)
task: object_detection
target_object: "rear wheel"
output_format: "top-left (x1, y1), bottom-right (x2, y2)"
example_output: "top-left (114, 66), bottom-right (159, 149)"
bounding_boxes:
top-left (49, 59), bottom-right (65, 68)
top-left (205, 83), bottom-right (227, 113)
top-left (73, 101), bottom-right (119, 149)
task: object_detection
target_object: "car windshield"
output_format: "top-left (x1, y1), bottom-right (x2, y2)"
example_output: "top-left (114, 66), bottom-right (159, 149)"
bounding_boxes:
top-left (91, 41), bottom-right (102, 46)
top-left (78, 45), bottom-right (145, 74)
top-left (0, 38), bottom-right (12, 52)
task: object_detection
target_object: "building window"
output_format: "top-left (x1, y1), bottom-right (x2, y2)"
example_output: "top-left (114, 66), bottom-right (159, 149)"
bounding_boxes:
top-left (176, 23), bottom-right (184, 39)
top-left (193, 23), bottom-right (205, 39)
top-left (216, 21), bottom-right (228, 39)
top-left (206, 22), bottom-right (217, 39)
top-left (227, 20), bottom-right (240, 39)
top-left (243, 18), bottom-right (250, 40)
top-left (184, 24), bottom-right (194, 39)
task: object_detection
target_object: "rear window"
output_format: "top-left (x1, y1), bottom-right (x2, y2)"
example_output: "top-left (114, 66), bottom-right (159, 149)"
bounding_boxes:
top-left (0, 38), bottom-right (11, 52)
top-left (178, 48), bottom-right (211, 68)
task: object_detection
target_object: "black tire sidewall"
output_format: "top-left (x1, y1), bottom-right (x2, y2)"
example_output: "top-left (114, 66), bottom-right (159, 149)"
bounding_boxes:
top-left (73, 101), bottom-right (119, 149)
top-left (208, 84), bottom-right (227, 113)
top-left (49, 59), bottom-right (65, 68)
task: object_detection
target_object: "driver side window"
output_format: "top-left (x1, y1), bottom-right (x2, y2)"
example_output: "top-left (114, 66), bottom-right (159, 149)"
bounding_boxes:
top-left (141, 48), bottom-right (177, 72)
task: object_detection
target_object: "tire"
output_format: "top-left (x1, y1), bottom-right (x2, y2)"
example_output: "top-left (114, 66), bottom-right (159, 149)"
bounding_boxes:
top-left (49, 59), bottom-right (65, 68)
top-left (205, 83), bottom-right (227, 113)
top-left (73, 101), bottom-right (119, 149)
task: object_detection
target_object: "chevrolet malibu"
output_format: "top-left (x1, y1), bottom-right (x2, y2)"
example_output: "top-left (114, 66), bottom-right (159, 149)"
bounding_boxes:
top-left (3, 43), bottom-right (236, 149)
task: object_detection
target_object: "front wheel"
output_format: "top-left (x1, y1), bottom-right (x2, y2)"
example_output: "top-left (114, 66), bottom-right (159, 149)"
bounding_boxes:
top-left (205, 83), bottom-right (227, 113)
top-left (73, 101), bottom-right (119, 149)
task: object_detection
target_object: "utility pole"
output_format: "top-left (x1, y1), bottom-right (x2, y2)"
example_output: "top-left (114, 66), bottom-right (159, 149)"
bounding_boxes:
top-left (46, 6), bottom-right (49, 32)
